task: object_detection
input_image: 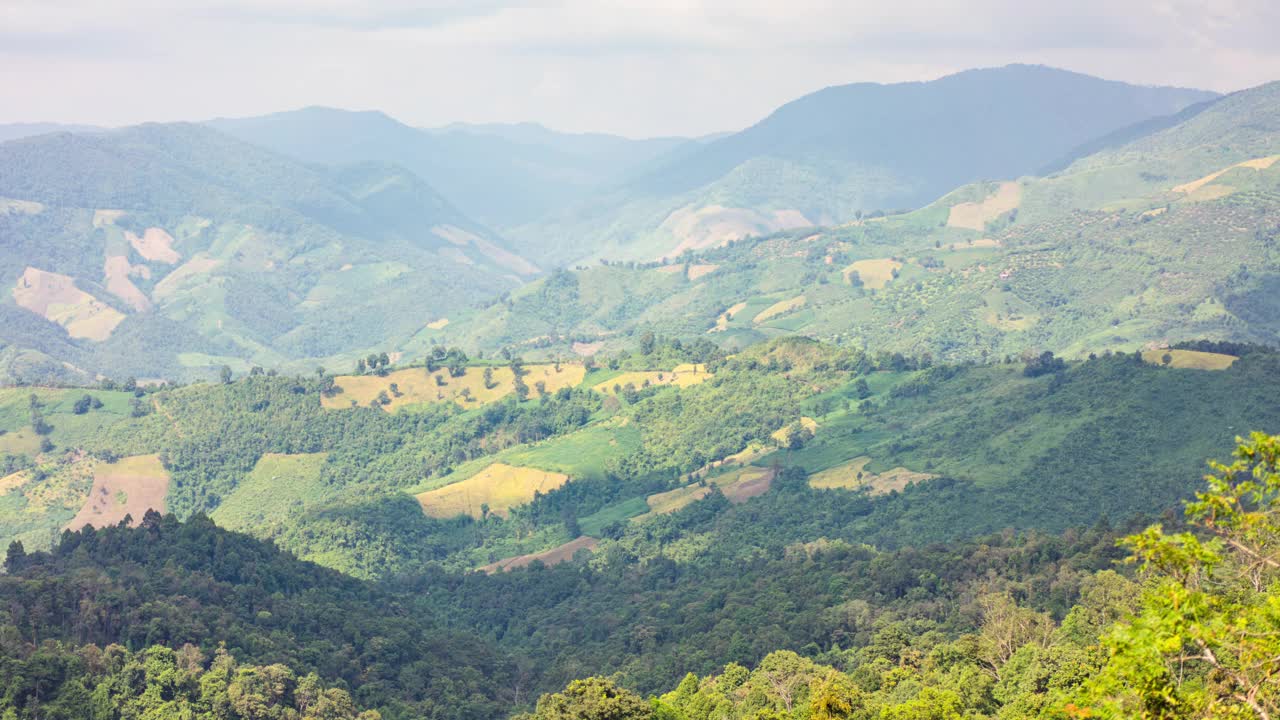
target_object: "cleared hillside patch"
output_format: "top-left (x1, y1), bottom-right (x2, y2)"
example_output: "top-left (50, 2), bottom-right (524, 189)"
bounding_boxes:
top-left (946, 181), bottom-right (1022, 231)
top-left (639, 466), bottom-right (777, 519)
top-left (325, 363), bottom-right (586, 411)
top-left (711, 301), bottom-right (748, 332)
top-left (12, 267), bottom-right (126, 341)
top-left (126, 228), bottom-right (181, 263)
top-left (842, 259), bottom-right (901, 290)
top-left (771, 416), bottom-right (818, 445)
top-left (808, 455), bottom-right (937, 495)
top-left (416, 463), bottom-right (569, 519)
top-left (67, 455), bottom-right (169, 530)
top-left (479, 536), bottom-right (598, 573)
top-left (1141, 349), bottom-right (1238, 370)
top-left (753, 295), bottom-right (806, 324)
top-left (1172, 155), bottom-right (1280, 195)
top-left (592, 366), bottom-right (712, 393)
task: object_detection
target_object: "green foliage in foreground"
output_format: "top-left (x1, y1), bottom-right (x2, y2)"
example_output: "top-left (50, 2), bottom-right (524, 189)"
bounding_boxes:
top-left (520, 433), bottom-right (1280, 719)
top-left (0, 642), bottom-right (381, 720)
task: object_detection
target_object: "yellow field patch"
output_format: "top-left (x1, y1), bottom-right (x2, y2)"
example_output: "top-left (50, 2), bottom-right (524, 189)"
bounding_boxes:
top-left (426, 317), bottom-right (449, 330)
top-left (809, 456), bottom-right (936, 495)
top-left (1142, 349), bottom-right (1238, 370)
top-left (711, 302), bottom-right (748, 332)
top-left (0, 428), bottom-right (42, 455)
top-left (126, 228), bottom-right (181, 263)
top-left (753, 295), bottom-right (806, 323)
top-left (324, 363), bottom-right (586, 411)
top-left (479, 536), bottom-right (598, 573)
top-left (12, 267), bottom-right (126, 341)
top-left (687, 264), bottom-right (720, 280)
top-left (416, 463), bottom-right (569, 519)
top-left (842, 259), bottom-right (901, 290)
top-left (1173, 155), bottom-right (1280, 195)
top-left (640, 466), bottom-right (776, 518)
top-left (948, 238), bottom-right (1001, 250)
top-left (771, 416), bottom-right (818, 445)
top-left (946, 182), bottom-right (1022, 231)
top-left (67, 455), bottom-right (170, 530)
top-left (592, 366), bottom-right (712, 394)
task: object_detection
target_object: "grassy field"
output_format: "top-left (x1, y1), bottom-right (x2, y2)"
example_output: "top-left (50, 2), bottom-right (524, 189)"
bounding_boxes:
top-left (500, 420), bottom-right (641, 481)
top-left (753, 296), bottom-right (806, 324)
top-left (771, 416), bottom-right (818, 445)
top-left (592, 367), bottom-right (712, 393)
top-left (578, 497), bottom-right (649, 536)
top-left (67, 454), bottom-right (170, 530)
top-left (416, 463), bottom-right (569, 519)
top-left (324, 363), bottom-right (586, 411)
top-left (1141, 349), bottom-right (1238, 370)
top-left (210, 453), bottom-right (330, 533)
top-left (808, 455), bottom-right (937, 495)
top-left (841, 259), bottom-right (901, 289)
top-left (637, 465), bottom-right (777, 519)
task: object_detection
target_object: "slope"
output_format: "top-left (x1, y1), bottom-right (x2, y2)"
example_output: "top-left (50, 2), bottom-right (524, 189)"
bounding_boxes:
top-left (0, 123), bottom-right (530, 382)
top-left (511, 64), bottom-right (1216, 265)
top-left (211, 108), bottom-right (687, 228)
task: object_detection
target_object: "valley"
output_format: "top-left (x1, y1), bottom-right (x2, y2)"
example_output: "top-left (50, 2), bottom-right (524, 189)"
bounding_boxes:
top-left (3, 59), bottom-right (1280, 719)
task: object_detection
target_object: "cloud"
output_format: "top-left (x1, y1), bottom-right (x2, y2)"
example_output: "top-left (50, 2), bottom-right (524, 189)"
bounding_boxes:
top-left (1, 0), bottom-right (1277, 136)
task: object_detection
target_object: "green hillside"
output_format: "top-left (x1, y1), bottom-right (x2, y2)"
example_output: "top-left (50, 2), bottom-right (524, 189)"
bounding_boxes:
top-left (510, 65), bottom-right (1215, 266)
top-left (438, 79), bottom-right (1280, 363)
top-left (211, 108), bottom-right (688, 228)
top-left (0, 123), bottom-right (533, 383)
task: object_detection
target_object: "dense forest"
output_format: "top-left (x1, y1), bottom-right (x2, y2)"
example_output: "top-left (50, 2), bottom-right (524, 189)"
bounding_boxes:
top-left (4, 433), bottom-right (1279, 717)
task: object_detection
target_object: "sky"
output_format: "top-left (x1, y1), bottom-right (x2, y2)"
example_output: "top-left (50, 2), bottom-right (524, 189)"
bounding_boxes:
top-left (3, 0), bottom-right (1279, 138)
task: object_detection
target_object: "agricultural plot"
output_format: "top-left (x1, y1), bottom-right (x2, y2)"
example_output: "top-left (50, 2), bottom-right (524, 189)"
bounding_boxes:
top-left (946, 181), bottom-right (1022, 231)
top-left (808, 456), bottom-right (936, 495)
top-left (592, 366), bottom-right (712, 393)
top-left (1142, 349), bottom-right (1238, 370)
top-left (637, 465), bottom-right (777, 519)
top-left (479, 536), bottom-right (598, 573)
top-left (1172, 155), bottom-right (1279, 195)
top-left (753, 295), bottom-right (806, 324)
top-left (211, 453), bottom-right (329, 533)
top-left (324, 363), bottom-right (586, 411)
top-left (500, 420), bottom-right (641, 481)
top-left (12, 267), bottom-right (126, 341)
top-left (842, 259), bottom-right (901, 289)
top-left (416, 463), bottom-right (569, 519)
top-left (771, 416), bottom-right (818, 445)
top-left (66, 455), bottom-right (170, 530)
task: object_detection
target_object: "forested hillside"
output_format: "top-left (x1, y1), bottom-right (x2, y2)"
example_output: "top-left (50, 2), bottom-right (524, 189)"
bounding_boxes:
top-left (510, 65), bottom-right (1215, 266)
top-left (0, 123), bottom-right (530, 384)
top-left (438, 78), bottom-right (1280, 363)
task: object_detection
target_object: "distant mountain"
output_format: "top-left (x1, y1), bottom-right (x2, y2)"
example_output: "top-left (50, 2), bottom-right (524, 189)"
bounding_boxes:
top-left (0, 123), bottom-right (530, 383)
top-left (440, 77), bottom-right (1280, 364)
top-left (210, 109), bottom-right (688, 228)
top-left (0, 122), bottom-right (103, 144)
top-left (511, 65), bottom-right (1218, 266)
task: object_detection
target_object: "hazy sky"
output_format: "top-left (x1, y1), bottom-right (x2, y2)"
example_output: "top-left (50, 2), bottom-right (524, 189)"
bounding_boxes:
top-left (3, 0), bottom-right (1278, 138)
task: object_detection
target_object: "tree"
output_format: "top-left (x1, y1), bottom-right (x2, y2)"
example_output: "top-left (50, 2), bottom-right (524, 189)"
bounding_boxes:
top-left (520, 677), bottom-right (652, 720)
top-left (639, 331), bottom-right (656, 356)
top-left (853, 378), bottom-right (872, 399)
top-left (4, 540), bottom-right (24, 572)
top-left (72, 394), bottom-right (93, 415)
top-left (1078, 432), bottom-right (1280, 718)
top-left (484, 367), bottom-right (496, 389)
top-left (220, 365), bottom-right (233, 384)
